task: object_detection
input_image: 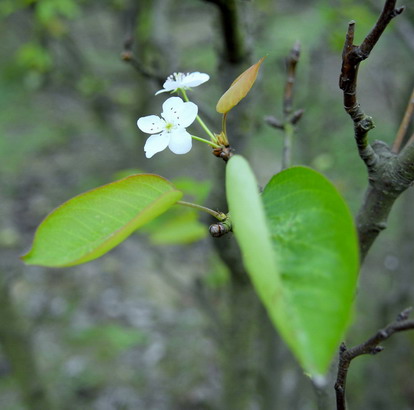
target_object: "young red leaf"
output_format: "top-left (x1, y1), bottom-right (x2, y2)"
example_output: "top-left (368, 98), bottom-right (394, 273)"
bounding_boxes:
top-left (216, 57), bottom-right (265, 114)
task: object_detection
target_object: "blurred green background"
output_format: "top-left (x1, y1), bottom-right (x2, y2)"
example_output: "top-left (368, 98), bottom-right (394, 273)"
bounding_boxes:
top-left (1, 0), bottom-right (413, 409)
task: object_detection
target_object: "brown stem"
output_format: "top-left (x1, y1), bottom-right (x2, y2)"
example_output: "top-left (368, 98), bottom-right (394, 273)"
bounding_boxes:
top-left (392, 86), bottom-right (414, 153)
top-left (266, 42), bottom-right (303, 170)
top-left (339, 0), bottom-right (404, 114)
top-left (335, 308), bottom-right (414, 410)
top-left (339, 0), bottom-right (407, 260)
top-left (405, 131), bottom-right (414, 148)
top-left (280, 41), bottom-right (302, 170)
top-left (121, 35), bottom-right (164, 85)
top-left (283, 40), bottom-right (301, 116)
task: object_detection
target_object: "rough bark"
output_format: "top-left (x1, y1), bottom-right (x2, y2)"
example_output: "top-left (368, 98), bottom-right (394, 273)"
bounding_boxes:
top-left (339, 0), bottom-right (410, 262)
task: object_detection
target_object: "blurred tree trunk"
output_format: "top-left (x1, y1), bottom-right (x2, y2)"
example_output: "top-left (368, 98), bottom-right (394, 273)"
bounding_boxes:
top-left (205, 1), bottom-right (292, 408)
top-left (0, 279), bottom-right (53, 410)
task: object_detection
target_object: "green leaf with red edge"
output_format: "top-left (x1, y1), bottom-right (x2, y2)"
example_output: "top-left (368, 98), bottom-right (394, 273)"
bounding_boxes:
top-left (22, 174), bottom-right (183, 267)
top-left (216, 57), bottom-right (265, 114)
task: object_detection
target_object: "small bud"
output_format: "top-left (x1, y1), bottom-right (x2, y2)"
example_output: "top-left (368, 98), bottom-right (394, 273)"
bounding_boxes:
top-left (209, 222), bottom-right (231, 237)
top-left (265, 116), bottom-right (284, 129)
top-left (215, 131), bottom-right (229, 146)
top-left (121, 51), bottom-right (132, 61)
top-left (290, 109), bottom-right (305, 125)
top-left (397, 307), bottom-right (412, 321)
top-left (371, 346), bottom-right (384, 355)
top-left (212, 146), bottom-right (234, 162)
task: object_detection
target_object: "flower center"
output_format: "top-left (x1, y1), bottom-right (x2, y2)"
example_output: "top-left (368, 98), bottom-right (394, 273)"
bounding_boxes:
top-left (165, 122), bottom-right (174, 132)
top-left (172, 72), bottom-right (186, 82)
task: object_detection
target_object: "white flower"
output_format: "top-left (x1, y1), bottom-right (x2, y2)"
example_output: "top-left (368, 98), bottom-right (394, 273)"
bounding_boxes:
top-left (155, 72), bottom-right (210, 95)
top-left (137, 96), bottom-right (198, 158)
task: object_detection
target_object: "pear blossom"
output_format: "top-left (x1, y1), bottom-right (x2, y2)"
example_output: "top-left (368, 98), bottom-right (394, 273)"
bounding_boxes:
top-left (137, 97), bottom-right (198, 158)
top-left (155, 72), bottom-right (210, 95)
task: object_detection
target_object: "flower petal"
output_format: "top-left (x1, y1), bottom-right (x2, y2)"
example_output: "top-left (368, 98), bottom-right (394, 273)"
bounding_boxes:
top-left (154, 88), bottom-right (170, 96)
top-left (182, 72), bottom-right (210, 88)
top-left (144, 133), bottom-right (170, 158)
top-left (176, 101), bottom-right (198, 128)
top-left (168, 129), bottom-right (192, 155)
top-left (161, 77), bottom-right (179, 92)
top-left (137, 115), bottom-right (165, 134)
top-left (161, 96), bottom-right (185, 123)
top-left (161, 97), bottom-right (198, 128)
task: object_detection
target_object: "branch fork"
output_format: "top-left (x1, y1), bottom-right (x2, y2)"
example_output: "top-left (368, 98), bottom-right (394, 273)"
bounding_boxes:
top-left (338, 0), bottom-right (413, 260)
top-left (335, 308), bottom-right (414, 410)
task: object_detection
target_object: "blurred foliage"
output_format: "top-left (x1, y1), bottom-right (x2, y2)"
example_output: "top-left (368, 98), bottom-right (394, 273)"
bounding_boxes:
top-left (142, 177), bottom-right (212, 245)
top-left (70, 324), bottom-right (148, 357)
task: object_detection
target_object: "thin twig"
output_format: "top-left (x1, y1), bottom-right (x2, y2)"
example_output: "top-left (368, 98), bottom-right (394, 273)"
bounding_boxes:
top-left (265, 115), bottom-right (284, 130)
top-left (339, 0), bottom-right (408, 260)
top-left (121, 35), bottom-right (165, 85)
top-left (365, 0), bottom-right (414, 53)
top-left (392, 86), bottom-right (414, 153)
top-left (335, 308), bottom-right (414, 410)
top-left (282, 123), bottom-right (294, 170)
top-left (405, 132), bottom-right (414, 148)
top-left (266, 42), bottom-right (303, 170)
top-left (280, 41), bottom-right (301, 169)
top-left (283, 40), bottom-right (301, 116)
top-left (339, 0), bottom-right (404, 165)
top-left (176, 200), bottom-right (227, 221)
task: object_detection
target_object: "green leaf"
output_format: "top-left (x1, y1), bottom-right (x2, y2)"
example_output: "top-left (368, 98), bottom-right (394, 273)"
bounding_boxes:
top-left (264, 166), bottom-right (359, 375)
top-left (142, 176), bottom-right (212, 245)
top-left (172, 177), bottom-right (212, 204)
top-left (226, 157), bottom-right (359, 375)
top-left (225, 155), bottom-right (283, 312)
top-left (147, 211), bottom-right (207, 245)
top-left (22, 174), bottom-right (183, 267)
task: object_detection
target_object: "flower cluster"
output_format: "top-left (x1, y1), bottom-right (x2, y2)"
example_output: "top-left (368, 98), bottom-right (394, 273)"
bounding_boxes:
top-left (155, 72), bottom-right (209, 95)
top-left (137, 97), bottom-right (198, 158)
top-left (137, 72), bottom-right (209, 158)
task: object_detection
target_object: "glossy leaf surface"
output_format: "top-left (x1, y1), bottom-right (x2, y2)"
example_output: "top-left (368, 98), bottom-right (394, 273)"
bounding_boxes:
top-left (23, 174), bottom-right (183, 267)
top-left (263, 166), bottom-right (359, 375)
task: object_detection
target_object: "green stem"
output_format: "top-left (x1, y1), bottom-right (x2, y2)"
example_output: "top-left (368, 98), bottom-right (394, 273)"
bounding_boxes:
top-left (176, 200), bottom-right (227, 221)
top-left (180, 89), bottom-right (217, 142)
top-left (282, 123), bottom-right (294, 170)
top-left (221, 113), bottom-right (229, 145)
top-left (192, 135), bottom-right (221, 149)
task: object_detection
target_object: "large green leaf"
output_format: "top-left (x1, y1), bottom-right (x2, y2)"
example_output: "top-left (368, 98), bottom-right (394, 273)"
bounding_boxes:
top-left (226, 157), bottom-right (359, 375)
top-left (22, 174), bottom-right (183, 267)
top-left (262, 166), bottom-right (359, 375)
top-left (225, 155), bottom-right (283, 316)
